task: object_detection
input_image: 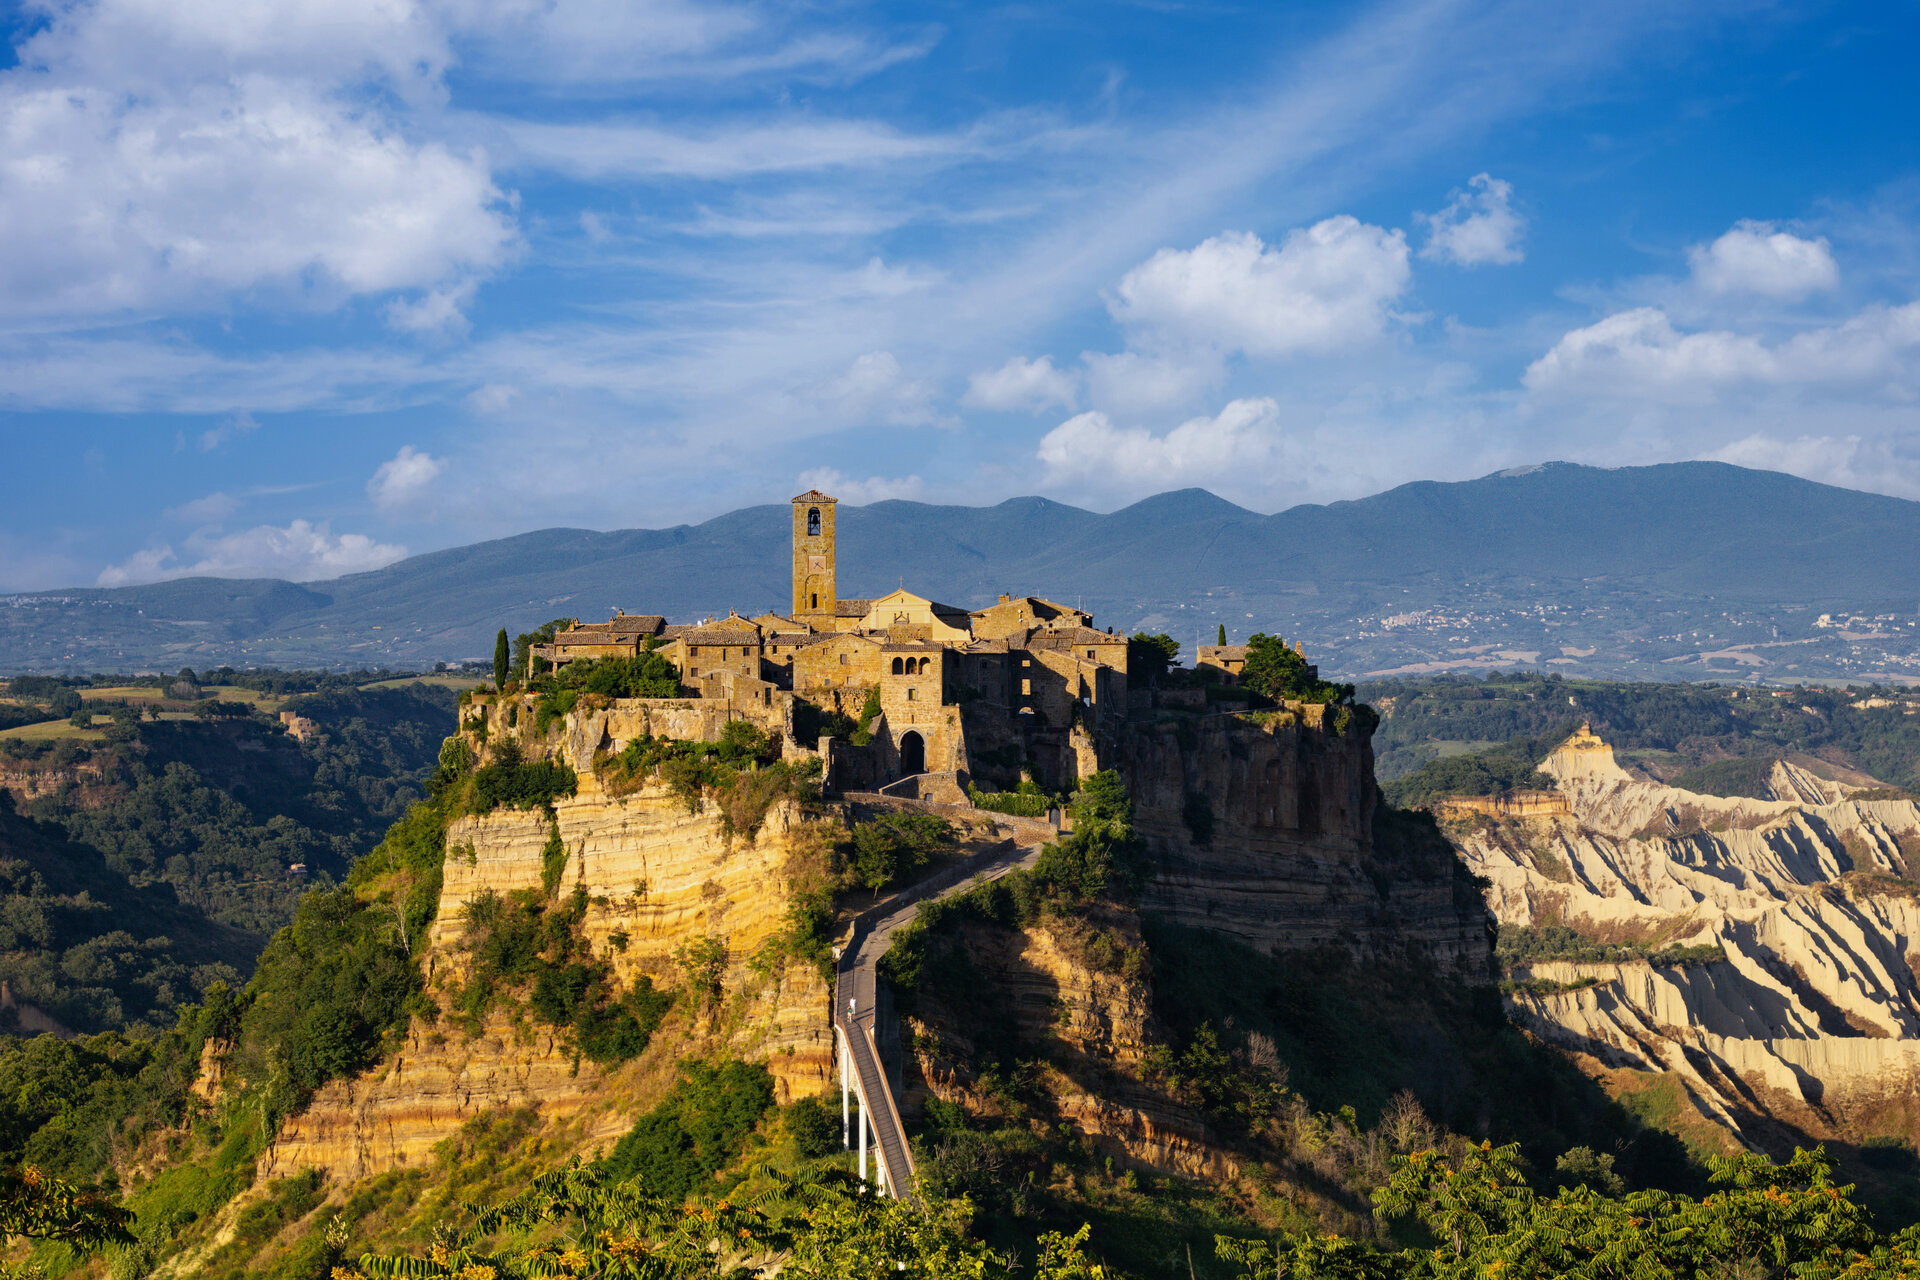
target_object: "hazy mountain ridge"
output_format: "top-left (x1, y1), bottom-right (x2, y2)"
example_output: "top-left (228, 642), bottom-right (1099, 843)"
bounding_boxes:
top-left (7, 461), bottom-right (1920, 679)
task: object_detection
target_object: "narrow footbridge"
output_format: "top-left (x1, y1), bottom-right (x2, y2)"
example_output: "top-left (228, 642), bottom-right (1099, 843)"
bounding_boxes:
top-left (831, 801), bottom-right (1057, 1202)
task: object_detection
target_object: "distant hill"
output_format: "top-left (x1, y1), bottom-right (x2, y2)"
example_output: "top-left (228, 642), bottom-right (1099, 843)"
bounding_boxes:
top-left (7, 461), bottom-right (1920, 682)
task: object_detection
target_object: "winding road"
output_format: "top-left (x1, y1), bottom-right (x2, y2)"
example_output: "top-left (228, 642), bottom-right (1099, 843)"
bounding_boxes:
top-left (831, 800), bottom-right (1058, 1202)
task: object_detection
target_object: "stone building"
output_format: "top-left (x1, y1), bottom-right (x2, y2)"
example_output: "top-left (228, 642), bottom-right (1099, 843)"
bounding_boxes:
top-left (526, 490), bottom-right (1142, 792)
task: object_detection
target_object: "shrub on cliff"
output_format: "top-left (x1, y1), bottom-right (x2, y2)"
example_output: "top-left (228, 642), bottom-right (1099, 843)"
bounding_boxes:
top-left (1240, 633), bottom-right (1354, 707)
top-left (454, 887), bottom-right (673, 1066)
top-left (467, 740), bottom-right (578, 815)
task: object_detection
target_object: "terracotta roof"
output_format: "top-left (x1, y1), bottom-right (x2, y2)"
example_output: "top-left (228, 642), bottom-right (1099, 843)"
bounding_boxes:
top-left (608, 614), bottom-right (665, 634)
top-left (791, 489), bottom-right (838, 503)
top-left (1027, 627), bottom-right (1127, 650)
top-left (681, 628), bottom-right (764, 646)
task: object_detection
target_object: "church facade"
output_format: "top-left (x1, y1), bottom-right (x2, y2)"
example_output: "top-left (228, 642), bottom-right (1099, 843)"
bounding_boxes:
top-left (531, 490), bottom-right (1133, 791)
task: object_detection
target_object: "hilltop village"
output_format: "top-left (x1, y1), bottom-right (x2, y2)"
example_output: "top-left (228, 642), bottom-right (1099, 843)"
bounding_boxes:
top-left (527, 490), bottom-right (1273, 794)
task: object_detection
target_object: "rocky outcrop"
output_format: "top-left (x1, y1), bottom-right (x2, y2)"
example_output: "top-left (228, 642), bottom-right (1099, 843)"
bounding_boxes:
top-left (1455, 726), bottom-right (1920, 1148)
top-left (1120, 707), bottom-right (1491, 979)
top-left (904, 909), bottom-right (1238, 1181)
top-left (261, 726), bottom-right (840, 1186)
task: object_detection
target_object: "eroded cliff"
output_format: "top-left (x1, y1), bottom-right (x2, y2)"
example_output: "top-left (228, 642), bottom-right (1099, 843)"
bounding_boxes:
top-left (1454, 726), bottom-right (1920, 1150)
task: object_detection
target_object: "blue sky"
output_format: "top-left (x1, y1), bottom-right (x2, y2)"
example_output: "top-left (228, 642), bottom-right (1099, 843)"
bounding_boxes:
top-left (1, 0), bottom-right (1917, 591)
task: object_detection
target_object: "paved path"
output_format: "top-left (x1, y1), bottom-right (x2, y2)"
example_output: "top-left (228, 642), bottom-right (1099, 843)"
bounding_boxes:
top-left (832, 803), bottom-right (1057, 1202)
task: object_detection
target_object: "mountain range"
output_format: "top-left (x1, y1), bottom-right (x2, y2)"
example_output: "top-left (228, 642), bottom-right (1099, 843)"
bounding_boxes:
top-left (7, 461), bottom-right (1920, 682)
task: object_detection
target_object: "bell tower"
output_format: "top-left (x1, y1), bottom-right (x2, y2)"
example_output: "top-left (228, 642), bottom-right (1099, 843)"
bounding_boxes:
top-left (792, 490), bottom-right (838, 620)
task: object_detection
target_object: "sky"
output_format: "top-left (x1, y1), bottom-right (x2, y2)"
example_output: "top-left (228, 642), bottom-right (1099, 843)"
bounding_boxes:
top-left (1, 0), bottom-right (1918, 592)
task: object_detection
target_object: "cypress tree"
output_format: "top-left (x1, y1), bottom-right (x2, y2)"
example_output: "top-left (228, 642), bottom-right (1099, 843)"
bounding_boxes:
top-left (494, 628), bottom-right (511, 687)
top-left (1216, 624), bottom-right (1227, 646)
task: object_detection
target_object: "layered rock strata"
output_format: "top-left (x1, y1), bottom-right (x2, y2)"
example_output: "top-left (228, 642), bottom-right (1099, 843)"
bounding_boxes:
top-left (1120, 707), bottom-right (1491, 979)
top-left (1454, 728), bottom-right (1920, 1146)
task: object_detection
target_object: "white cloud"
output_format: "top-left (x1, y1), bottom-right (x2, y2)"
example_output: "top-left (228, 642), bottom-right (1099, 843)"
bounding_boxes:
top-left (1037, 397), bottom-right (1284, 489)
top-left (963, 355), bottom-right (1079, 413)
top-left (1419, 173), bottom-right (1525, 266)
top-left (1688, 220), bottom-right (1838, 298)
top-left (1110, 218), bottom-right (1410, 356)
top-left (97, 520), bottom-right (408, 585)
top-left (1524, 302), bottom-right (1920, 400)
top-left (793, 467), bottom-right (923, 505)
top-left (0, 0), bottom-right (515, 322)
top-left (810, 351), bottom-right (948, 427)
top-left (494, 116), bottom-right (972, 180)
top-left (198, 411), bottom-right (259, 452)
top-left (368, 446), bottom-right (447, 514)
top-left (163, 492), bottom-right (241, 523)
top-left (385, 281), bottom-right (480, 335)
top-left (1079, 349), bottom-right (1225, 418)
top-left (466, 383), bottom-right (520, 414)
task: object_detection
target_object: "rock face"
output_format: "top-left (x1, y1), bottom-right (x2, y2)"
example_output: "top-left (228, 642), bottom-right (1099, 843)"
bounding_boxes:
top-left (904, 908), bottom-right (1238, 1181)
top-left (1454, 727), bottom-right (1920, 1147)
top-left (1119, 707), bottom-right (1491, 979)
top-left (261, 729), bottom-right (839, 1186)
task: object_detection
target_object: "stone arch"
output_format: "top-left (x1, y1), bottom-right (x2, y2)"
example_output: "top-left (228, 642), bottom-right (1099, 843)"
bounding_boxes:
top-left (807, 507), bottom-right (821, 537)
top-left (917, 657), bottom-right (931, 674)
top-left (899, 730), bottom-right (925, 776)
top-left (891, 657), bottom-right (905, 675)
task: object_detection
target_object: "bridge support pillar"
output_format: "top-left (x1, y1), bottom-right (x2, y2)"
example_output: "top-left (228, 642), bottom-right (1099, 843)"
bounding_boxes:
top-left (858, 1092), bottom-right (869, 1183)
top-left (838, 1026), bottom-right (850, 1149)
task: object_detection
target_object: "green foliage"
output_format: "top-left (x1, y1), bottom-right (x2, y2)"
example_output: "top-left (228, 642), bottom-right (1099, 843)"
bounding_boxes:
top-left (846, 811), bottom-right (956, 894)
top-left (1128, 632), bottom-right (1179, 683)
top-left (493, 629), bottom-right (510, 688)
top-left (1384, 736), bottom-right (1561, 807)
top-left (1217, 624), bottom-right (1228, 646)
top-left (598, 1060), bottom-right (775, 1202)
top-left (1216, 1143), bottom-right (1912, 1279)
top-left (510, 617), bottom-right (573, 682)
top-left (967, 776), bottom-right (1055, 818)
top-left (554, 650), bottom-right (682, 700)
top-left (539, 817), bottom-right (569, 899)
top-left (850, 686), bottom-right (882, 746)
top-left (351, 1157), bottom-right (1113, 1279)
top-left (672, 935), bottom-right (728, 1013)
top-left (600, 725), bottom-right (818, 843)
top-left (237, 885), bottom-right (420, 1097)
top-left (455, 888), bottom-right (671, 1065)
top-left (1496, 924), bottom-right (1726, 970)
top-left (783, 1096), bottom-right (838, 1160)
top-left (1241, 633), bottom-right (1354, 705)
top-left (791, 697), bottom-right (857, 744)
top-left (0, 1164), bottom-right (134, 1251)
top-left (468, 740), bottom-right (578, 814)
top-left (1670, 754), bottom-right (1781, 799)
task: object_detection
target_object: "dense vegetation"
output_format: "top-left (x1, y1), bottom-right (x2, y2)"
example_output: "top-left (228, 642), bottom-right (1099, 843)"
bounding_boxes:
top-left (1495, 925), bottom-right (1726, 972)
top-left (1359, 671), bottom-right (1920, 788)
top-left (1239, 632), bottom-right (1356, 706)
top-left (1382, 734), bottom-right (1563, 807)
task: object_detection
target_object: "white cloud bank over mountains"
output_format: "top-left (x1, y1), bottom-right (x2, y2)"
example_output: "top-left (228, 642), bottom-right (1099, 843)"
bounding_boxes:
top-left (97, 520), bottom-right (407, 587)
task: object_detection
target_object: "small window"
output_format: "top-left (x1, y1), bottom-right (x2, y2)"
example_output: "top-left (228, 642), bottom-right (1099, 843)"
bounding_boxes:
top-left (811, 593), bottom-right (819, 609)
top-left (1022, 679), bottom-right (1031, 696)
top-left (907, 687), bottom-right (917, 701)
top-left (839, 653), bottom-right (849, 666)
top-left (807, 507), bottom-right (821, 537)
top-left (891, 657), bottom-right (904, 675)
top-left (1087, 649), bottom-right (1095, 659)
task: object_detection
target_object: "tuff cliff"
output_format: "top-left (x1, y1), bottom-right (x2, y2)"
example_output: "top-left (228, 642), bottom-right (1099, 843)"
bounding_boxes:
top-left (1453, 726), bottom-right (1920, 1151)
top-left (257, 700), bottom-right (840, 1188)
top-left (1118, 705), bottom-right (1492, 979)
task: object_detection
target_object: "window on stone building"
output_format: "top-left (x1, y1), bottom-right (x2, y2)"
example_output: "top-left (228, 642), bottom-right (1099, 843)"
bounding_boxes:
top-left (907, 688), bottom-right (916, 701)
top-left (1022, 679), bottom-right (1031, 696)
top-left (891, 657), bottom-right (904, 674)
top-left (808, 507), bottom-right (821, 536)
top-left (839, 653), bottom-right (849, 665)
top-left (811, 593), bottom-right (819, 609)
top-left (1087, 649), bottom-right (1095, 659)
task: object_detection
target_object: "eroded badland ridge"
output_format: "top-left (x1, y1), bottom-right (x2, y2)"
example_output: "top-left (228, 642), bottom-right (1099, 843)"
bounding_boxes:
top-left (1452, 721), bottom-right (1920, 1165)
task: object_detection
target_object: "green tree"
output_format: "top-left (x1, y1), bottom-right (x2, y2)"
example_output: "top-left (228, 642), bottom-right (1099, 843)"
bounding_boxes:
top-left (1217, 623), bottom-right (1227, 646)
top-left (1127, 633), bottom-right (1179, 683)
top-left (1241, 633), bottom-right (1353, 705)
top-left (494, 628), bottom-right (511, 687)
